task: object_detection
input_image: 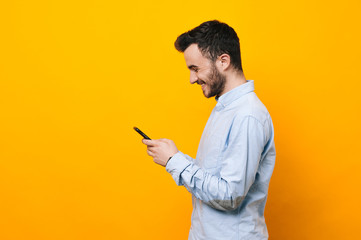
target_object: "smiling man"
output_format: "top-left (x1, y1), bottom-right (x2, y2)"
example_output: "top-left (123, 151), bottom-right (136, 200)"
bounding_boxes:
top-left (185, 43), bottom-right (228, 98)
top-left (142, 20), bottom-right (276, 240)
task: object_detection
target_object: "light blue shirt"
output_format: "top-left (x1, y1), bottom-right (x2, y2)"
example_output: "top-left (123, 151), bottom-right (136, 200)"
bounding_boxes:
top-left (166, 80), bottom-right (276, 240)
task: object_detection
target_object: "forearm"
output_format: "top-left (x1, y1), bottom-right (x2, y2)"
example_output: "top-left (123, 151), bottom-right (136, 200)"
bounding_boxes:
top-left (166, 152), bottom-right (245, 211)
top-left (165, 116), bottom-right (268, 211)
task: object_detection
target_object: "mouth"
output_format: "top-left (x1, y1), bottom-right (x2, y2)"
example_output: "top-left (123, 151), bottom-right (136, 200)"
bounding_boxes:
top-left (195, 80), bottom-right (207, 93)
top-left (197, 80), bottom-right (206, 89)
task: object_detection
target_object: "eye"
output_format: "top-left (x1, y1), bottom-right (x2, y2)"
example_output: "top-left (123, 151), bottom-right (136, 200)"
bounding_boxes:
top-left (188, 65), bottom-right (199, 73)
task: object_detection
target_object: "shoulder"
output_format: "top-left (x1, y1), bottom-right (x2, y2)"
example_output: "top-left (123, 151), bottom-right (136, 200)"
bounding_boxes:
top-left (231, 92), bottom-right (271, 127)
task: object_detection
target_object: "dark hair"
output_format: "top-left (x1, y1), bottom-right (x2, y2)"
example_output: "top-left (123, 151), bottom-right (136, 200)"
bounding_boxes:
top-left (174, 20), bottom-right (243, 72)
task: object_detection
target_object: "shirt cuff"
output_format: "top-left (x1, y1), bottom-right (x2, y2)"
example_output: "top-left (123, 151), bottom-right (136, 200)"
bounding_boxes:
top-left (165, 151), bottom-right (191, 186)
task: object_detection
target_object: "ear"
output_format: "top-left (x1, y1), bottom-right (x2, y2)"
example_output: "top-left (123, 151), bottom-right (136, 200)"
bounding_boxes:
top-left (216, 54), bottom-right (231, 72)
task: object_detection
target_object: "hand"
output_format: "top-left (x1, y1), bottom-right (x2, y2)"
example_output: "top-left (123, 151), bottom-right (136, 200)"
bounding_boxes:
top-left (142, 138), bottom-right (178, 167)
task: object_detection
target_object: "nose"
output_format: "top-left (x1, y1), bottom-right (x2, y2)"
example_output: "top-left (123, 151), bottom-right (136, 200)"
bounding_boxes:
top-left (190, 71), bottom-right (198, 84)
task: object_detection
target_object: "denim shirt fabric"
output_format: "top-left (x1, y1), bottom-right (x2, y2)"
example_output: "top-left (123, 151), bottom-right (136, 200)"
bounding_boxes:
top-left (166, 80), bottom-right (276, 240)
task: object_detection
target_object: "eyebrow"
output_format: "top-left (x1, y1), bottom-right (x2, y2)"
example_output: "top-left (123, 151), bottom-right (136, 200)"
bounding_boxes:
top-left (187, 65), bottom-right (198, 70)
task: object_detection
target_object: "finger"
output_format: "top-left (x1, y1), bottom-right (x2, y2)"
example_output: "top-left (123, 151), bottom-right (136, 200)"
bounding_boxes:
top-left (147, 146), bottom-right (155, 151)
top-left (147, 149), bottom-right (154, 156)
top-left (142, 139), bottom-right (156, 146)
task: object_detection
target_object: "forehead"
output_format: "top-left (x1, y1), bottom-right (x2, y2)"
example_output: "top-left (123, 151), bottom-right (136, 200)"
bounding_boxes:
top-left (183, 44), bottom-right (211, 68)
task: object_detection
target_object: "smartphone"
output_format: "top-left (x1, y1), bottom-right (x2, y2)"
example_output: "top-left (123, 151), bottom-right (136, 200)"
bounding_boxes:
top-left (133, 127), bottom-right (151, 140)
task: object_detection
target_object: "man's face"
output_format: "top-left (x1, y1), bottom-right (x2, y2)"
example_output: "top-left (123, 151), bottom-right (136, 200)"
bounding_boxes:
top-left (184, 44), bottom-right (226, 98)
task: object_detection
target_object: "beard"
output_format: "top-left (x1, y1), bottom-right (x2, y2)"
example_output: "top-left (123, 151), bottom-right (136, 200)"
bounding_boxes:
top-left (203, 63), bottom-right (226, 98)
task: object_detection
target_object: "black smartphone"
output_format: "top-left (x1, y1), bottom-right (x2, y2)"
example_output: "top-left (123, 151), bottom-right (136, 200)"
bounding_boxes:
top-left (133, 127), bottom-right (151, 140)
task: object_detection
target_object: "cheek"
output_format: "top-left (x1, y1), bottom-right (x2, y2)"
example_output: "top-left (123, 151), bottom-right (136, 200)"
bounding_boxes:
top-left (199, 72), bottom-right (210, 82)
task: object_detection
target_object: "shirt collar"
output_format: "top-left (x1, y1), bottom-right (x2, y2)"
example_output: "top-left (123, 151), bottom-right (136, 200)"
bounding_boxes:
top-left (215, 80), bottom-right (255, 111)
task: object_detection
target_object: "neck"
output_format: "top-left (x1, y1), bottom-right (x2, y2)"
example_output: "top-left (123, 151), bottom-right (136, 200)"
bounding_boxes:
top-left (219, 70), bottom-right (247, 97)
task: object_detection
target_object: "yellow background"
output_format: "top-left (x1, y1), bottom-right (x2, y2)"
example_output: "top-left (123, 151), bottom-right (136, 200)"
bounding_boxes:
top-left (1, 0), bottom-right (360, 239)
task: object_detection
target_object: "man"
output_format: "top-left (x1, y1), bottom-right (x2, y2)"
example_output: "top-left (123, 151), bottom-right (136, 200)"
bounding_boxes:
top-left (142, 20), bottom-right (276, 240)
